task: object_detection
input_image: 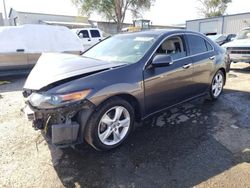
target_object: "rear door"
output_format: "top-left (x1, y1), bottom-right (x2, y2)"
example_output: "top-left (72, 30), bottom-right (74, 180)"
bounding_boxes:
top-left (185, 34), bottom-right (216, 95)
top-left (89, 29), bottom-right (102, 45)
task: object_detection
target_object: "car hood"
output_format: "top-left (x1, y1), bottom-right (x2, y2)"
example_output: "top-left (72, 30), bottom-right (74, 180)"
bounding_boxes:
top-left (222, 39), bottom-right (250, 48)
top-left (24, 53), bottom-right (126, 90)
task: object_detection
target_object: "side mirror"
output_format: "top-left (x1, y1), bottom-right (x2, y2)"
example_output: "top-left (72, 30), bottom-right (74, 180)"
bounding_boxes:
top-left (230, 37), bottom-right (235, 41)
top-left (78, 33), bottom-right (83, 38)
top-left (151, 54), bottom-right (173, 67)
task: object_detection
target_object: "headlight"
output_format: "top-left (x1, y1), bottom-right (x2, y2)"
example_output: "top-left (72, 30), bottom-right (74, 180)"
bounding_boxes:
top-left (29, 89), bottom-right (91, 109)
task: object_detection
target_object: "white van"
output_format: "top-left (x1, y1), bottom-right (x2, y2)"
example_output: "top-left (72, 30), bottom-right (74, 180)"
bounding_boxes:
top-left (0, 24), bottom-right (84, 75)
top-left (72, 28), bottom-right (103, 51)
top-left (223, 27), bottom-right (250, 64)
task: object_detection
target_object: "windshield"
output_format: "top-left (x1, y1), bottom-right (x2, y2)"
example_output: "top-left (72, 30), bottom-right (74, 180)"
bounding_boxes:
top-left (83, 34), bottom-right (157, 64)
top-left (236, 29), bottom-right (250, 40)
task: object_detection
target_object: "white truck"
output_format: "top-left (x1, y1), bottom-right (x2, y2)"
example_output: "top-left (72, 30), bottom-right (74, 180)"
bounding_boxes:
top-left (71, 28), bottom-right (103, 51)
top-left (223, 27), bottom-right (250, 64)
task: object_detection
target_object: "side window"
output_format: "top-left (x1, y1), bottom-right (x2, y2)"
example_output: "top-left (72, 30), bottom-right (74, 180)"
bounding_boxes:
top-left (90, 30), bottom-right (101, 38)
top-left (156, 35), bottom-right (187, 60)
top-left (227, 34), bottom-right (236, 41)
top-left (205, 40), bottom-right (213, 51)
top-left (187, 35), bottom-right (211, 55)
top-left (78, 30), bottom-right (89, 38)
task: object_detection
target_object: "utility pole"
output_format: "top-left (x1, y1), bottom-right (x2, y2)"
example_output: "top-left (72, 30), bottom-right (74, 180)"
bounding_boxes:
top-left (3, 0), bottom-right (8, 19)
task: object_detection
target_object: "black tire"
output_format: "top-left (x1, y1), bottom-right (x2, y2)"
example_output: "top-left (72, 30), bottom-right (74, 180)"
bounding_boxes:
top-left (208, 70), bottom-right (225, 100)
top-left (84, 97), bottom-right (135, 151)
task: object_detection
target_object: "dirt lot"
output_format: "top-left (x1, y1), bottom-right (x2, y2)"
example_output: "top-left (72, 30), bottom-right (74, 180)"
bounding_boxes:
top-left (0, 63), bottom-right (250, 188)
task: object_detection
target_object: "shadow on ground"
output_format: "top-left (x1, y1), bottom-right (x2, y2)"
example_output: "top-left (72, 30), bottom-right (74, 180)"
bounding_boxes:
top-left (0, 75), bottom-right (27, 93)
top-left (47, 90), bottom-right (250, 188)
top-left (230, 64), bottom-right (250, 74)
top-left (55, 128), bottom-right (233, 188)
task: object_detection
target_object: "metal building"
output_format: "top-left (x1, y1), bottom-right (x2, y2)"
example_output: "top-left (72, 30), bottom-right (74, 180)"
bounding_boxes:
top-left (8, 8), bottom-right (91, 28)
top-left (186, 12), bottom-right (250, 35)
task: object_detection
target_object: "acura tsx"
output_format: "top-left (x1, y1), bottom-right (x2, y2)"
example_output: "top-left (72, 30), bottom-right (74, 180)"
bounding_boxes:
top-left (23, 30), bottom-right (228, 151)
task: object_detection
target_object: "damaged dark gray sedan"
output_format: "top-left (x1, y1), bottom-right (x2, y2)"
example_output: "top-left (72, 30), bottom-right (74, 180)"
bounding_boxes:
top-left (23, 30), bottom-right (228, 151)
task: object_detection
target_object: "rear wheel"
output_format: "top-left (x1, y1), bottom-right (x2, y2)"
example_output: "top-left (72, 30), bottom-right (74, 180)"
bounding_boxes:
top-left (208, 70), bottom-right (225, 100)
top-left (84, 97), bottom-right (134, 151)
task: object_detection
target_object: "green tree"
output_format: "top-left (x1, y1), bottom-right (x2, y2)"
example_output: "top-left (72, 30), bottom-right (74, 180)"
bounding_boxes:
top-left (198, 0), bottom-right (232, 18)
top-left (72, 0), bottom-right (155, 32)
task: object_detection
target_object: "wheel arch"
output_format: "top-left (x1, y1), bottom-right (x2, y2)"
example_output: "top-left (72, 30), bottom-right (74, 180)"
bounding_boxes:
top-left (95, 94), bottom-right (142, 122)
top-left (218, 67), bottom-right (226, 85)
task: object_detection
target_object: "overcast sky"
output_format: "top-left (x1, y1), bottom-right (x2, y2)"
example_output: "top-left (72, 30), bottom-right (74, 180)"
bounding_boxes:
top-left (0, 0), bottom-right (250, 25)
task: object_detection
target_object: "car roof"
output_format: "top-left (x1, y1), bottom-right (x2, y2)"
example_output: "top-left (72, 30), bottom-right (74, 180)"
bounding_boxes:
top-left (72, 28), bottom-right (99, 30)
top-left (120, 29), bottom-right (204, 37)
top-left (71, 28), bottom-right (101, 32)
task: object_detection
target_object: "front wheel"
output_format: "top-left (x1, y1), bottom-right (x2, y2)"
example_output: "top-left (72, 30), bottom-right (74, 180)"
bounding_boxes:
top-left (84, 97), bottom-right (135, 151)
top-left (208, 70), bottom-right (225, 100)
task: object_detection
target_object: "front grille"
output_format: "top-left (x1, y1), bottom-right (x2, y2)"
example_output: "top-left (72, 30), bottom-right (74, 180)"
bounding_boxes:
top-left (227, 47), bottom-right (250, 54)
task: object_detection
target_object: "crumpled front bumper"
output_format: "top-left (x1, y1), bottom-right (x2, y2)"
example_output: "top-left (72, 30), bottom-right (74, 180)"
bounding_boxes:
top-left (23, 100), bottom-right (95, 147)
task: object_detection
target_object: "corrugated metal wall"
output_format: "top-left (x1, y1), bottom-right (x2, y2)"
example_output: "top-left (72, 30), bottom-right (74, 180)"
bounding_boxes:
top-left (186, 13), bottom-right (250, 34)
top-left (199, 19), bottom-right (222, 34)
top-left (186, 21), bottom-right (200, 32)
top-left (224, 14), bottom-right (250, 34)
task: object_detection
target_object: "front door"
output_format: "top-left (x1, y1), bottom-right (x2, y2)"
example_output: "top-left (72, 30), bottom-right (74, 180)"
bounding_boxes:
top-left (89, 29), bottom-right (102, 45)
top-left (78, 30), bottom-right (92, 50)
top-left (143, 35), bottom-right (194, 115)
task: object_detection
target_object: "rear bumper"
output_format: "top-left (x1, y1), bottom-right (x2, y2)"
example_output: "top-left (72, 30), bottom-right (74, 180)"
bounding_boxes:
top-left (23, 100), bottom-right (95, 147)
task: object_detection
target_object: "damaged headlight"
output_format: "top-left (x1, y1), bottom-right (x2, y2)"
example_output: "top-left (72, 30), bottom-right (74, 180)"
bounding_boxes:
top-left (28, 89), bottom-right (91, 109)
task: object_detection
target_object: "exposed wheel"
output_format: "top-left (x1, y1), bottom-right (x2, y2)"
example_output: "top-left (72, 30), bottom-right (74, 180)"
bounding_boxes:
top-left (208, 70), bottom-right (225, 100)
top-left (84, 97), bottom-right (134, 151)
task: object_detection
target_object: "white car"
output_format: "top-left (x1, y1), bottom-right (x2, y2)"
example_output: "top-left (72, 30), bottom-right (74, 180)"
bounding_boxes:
top-left (71, 28), bottom-right (103, 51)
top-left (223, 27), bottom-right (250, 64)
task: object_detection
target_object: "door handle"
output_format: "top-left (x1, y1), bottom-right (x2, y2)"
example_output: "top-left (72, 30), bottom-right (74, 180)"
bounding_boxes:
top-left (182, 63), bottom-right (192, 69)
top-left (16, 49), bottom-right (25, 52)
top-left (209, 56), bottom-right (215, 60)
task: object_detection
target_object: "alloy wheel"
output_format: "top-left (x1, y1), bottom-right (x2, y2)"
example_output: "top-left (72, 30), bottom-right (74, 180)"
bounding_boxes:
top-left (98, 106), bottom-right (130, 146)
top-left (212, 72), bottom-right (224, 98)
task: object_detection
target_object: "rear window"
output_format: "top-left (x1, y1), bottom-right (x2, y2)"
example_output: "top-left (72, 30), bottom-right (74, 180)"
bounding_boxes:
top-left (187, 35), bottom-right (212, 55)
top-left (205, 40), bottom-right (213, 51)
top-left (90, 30), bottom-right (101, 38)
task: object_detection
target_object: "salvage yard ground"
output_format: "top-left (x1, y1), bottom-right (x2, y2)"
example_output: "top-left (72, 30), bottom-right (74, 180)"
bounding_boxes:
top-left (0, 63), bottom-right (250, 188)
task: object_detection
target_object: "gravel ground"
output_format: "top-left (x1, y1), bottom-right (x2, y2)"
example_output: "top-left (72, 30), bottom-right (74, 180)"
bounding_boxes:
top-left (0, 62), bottom-right (250, 188)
